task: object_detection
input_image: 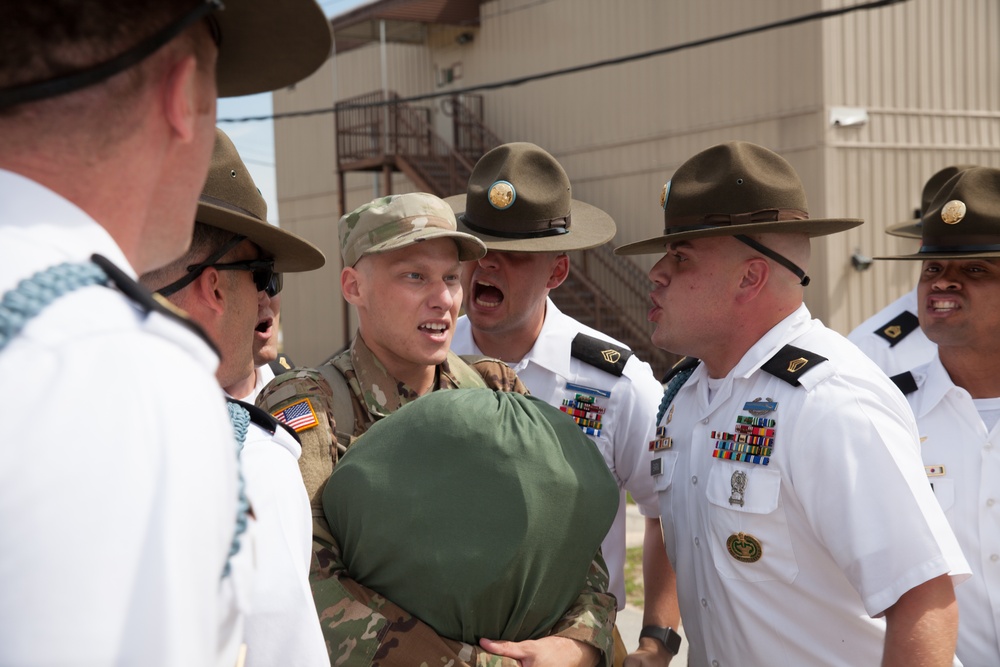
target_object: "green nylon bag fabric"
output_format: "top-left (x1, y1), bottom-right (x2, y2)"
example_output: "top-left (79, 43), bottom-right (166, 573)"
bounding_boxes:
top-left (323, 388), bottom-right (619, 644)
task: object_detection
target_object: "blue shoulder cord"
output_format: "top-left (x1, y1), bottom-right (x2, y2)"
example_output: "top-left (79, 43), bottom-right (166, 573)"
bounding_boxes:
top-left (224, 403), bottom-right (252, 578)
top-left (656, 366), bottom-right (696, 426)
top-left (0, 261), bottom-right (108, 350)
top-left (0, 260), bottom-right (249, 580)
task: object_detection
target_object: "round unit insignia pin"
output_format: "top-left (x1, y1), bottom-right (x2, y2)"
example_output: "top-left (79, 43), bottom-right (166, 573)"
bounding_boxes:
top-left (660, 181), bottom-right (671, 210)
top-left (941, 200), bottom-right (967, 225)
top-left (488, 180), bottom-right (516, 210)
top-left (726, 532), bottom-right (763, 563)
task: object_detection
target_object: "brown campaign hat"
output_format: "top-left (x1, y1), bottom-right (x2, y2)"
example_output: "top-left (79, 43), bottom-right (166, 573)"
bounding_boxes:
top-left (615, 141), bottom-right (863, 256)
top-left (445, 142), bottom-right (617, 253)
top-left (885, 165), bottom-right (977, 239)
top-left (214, 0), bottom-right (332, 97)
top-left (0, 0), bottom-right (331, 108)
top-left (197, 128), bottom-right (325, 272)
top-left (878, 166), bottom-right (1000, 260)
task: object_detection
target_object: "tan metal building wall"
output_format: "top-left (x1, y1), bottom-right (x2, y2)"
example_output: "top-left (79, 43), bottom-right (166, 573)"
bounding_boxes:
top-left (274, 0), bottom-right (1000, 366)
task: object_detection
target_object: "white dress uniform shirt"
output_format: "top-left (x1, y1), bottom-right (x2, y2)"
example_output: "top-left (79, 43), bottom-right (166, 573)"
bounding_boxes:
top-left (900, 355), bottom-right (1000, 667)
top-left (239, 409), bottom-right (328, 666)
top-left (0, 169), bottom-right (244, 666)
top-left (656, 304), bottom-right (968, 667)
top-left (454, 298), bottom-right (663, 610)
top-left (847, 288), bottom-right (937, 376)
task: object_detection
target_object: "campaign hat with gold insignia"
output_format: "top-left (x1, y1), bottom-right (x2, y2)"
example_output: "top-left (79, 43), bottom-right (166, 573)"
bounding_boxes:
top-left (885, 165), bottom-right (977, 239)
top-left (0, 0), bottom-right (332, 109)
top-left (445, 142), bottom-right (617, 252)
top-left (878, 166), bottom-right (1000, 260)
top-left (615, 141), bottom-right (863, 256)
top-left (197, 128), bottom-right (325, 272)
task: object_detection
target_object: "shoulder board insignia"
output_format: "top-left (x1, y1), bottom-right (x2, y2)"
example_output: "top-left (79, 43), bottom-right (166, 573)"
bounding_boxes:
top-left (268, 353), bottom-right (296, 374)
top-left (91, 254), bottom-right (219, 356)
top-left (227, 398), bottom-right (301, 442)
top-left (760, 344), bottom-right (827, 386)
top-left (571, 333), bottom-right (632, 377)
top-left (660, 355), bottom-right (700, 385)
top-left (889, 371), bottom-right (918, 395)
top-left (873, 310), bottom-right (919, 347)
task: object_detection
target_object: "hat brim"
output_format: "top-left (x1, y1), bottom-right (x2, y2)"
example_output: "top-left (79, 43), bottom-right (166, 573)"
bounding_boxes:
top-left (877, 249), bottom-right (1000, 261)
top-left (216, 0), bottom-right (332, 97)
top-left (884, 220), bottom-right (922, 239)
top-left (197, 202), bottom-right (325, 272)
top-left (362, 228), bottom-right (487, 264)
top-left (614, 218), bottom-right (864, 256)
top-left (445, 195), bottom-right (617, 252)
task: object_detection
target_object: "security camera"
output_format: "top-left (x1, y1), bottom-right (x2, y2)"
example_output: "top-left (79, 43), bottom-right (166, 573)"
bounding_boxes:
top-left (851, 250), bottom-right (873, 272)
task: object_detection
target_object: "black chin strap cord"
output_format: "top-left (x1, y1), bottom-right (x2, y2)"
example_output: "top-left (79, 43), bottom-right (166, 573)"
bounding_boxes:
top-left (734, 234), bottom-right (811, 287)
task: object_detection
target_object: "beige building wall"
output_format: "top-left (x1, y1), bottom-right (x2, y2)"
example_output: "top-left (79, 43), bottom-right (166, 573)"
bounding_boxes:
top-left (274, 0), bottom-right (1000, 366)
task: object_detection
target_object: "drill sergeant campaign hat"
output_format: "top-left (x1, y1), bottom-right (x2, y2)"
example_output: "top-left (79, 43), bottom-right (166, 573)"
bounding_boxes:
top-left (197, 127), bottom-right (325, 272)
top-left (885, 165), bottom-right (977, 240)
top-left (878, 166), bottom-right (1000, 261)
top-left (615, 141), bottom-right (863, 286)
top-left (445, 142), bottom-right (617, 253)
top-left (339, 192), bottom-right (486, 268)
top-left (156, 128), bottom-right (325, 297)
top-left (0, 0), bottom-right (333, 108)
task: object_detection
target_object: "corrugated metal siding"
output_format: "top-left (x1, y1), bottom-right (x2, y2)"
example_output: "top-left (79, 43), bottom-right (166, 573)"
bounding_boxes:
top-left (819, 0), bottom-right (1000, 334)
top-left (274, 0), bottom-right (1000, 363)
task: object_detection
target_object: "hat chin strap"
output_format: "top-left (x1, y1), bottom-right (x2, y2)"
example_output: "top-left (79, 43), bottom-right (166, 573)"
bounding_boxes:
top-left (734, 235), bottom-right (810, 287)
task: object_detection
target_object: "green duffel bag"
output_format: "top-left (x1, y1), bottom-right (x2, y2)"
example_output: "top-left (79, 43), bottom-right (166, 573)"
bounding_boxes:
top-left (323, 388), bottom-right (619, 644)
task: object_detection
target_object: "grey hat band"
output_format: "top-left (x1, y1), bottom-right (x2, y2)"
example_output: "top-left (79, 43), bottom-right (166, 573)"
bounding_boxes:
top-left (461, 213), bottom-right (570, 239)
top-left (664, 208), bottom-right (808, 236)
top-left (199, 192), bottom-right (264, 222)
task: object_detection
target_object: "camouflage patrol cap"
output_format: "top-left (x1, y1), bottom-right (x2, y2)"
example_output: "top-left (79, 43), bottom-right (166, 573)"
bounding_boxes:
top-left (339, 192), bottom-right (486, 267)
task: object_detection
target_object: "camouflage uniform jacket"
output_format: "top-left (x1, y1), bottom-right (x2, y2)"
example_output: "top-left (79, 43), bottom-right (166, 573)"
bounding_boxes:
top-left (257, 334), bottom-right (616, 667)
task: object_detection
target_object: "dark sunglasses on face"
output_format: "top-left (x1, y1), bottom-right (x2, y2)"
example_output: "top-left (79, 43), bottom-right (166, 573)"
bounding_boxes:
top-left (208, 260), bottom-right (280, 296)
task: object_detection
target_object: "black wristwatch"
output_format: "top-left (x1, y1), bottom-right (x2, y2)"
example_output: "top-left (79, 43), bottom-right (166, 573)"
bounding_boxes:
top-left (639, 625), bottom-right (682, 655)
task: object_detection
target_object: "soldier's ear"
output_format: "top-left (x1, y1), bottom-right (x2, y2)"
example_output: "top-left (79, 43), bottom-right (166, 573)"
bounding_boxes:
top-left (545, 253), bottom-right (570, 290)
top-left (341, 266), bottom-right (363, 305)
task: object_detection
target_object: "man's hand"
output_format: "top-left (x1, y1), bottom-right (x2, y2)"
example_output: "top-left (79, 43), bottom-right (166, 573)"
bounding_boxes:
top-left (479, 636), bottom-right (600, 667)
top-left (623, 637), bottom-right (673, 667)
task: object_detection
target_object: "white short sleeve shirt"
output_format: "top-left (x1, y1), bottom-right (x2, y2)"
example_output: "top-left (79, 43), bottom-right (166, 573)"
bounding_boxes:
top-left (847, 288), bottom-right (937, 376)
top-left (657, 305), bottom-right (968, 667)
top-left (901, 356), bottom-right (1000, 667)
top-left (0, 169), bottom-right (244, 666)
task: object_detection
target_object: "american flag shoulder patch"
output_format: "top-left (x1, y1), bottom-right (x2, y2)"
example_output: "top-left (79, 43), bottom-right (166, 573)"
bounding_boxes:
top-left (272, 398), bottom-right (319, 433)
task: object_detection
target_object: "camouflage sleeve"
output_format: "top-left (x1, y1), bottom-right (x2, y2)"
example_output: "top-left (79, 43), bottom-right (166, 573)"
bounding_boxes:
top-left (546, 549), bottom-right (616, 667)
top-left (468, 358), bottom-right (531, 395)
top-left (315, 537), bottom-right (521, 667)
top-left (255, 369), bottom-right (339, 519)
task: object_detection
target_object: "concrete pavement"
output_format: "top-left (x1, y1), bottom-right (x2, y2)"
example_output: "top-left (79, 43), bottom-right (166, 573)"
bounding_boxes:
top-left (619, 504), bottom-right (689, 664)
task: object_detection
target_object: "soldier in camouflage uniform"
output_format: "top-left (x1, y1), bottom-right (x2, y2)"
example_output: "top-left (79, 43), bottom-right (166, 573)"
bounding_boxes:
top-left (257, 192), bottom-right (617, 666)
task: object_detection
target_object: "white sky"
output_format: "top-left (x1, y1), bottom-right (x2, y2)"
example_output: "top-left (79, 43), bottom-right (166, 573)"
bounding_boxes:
top-left (216, 0), bottom-right (369, 224)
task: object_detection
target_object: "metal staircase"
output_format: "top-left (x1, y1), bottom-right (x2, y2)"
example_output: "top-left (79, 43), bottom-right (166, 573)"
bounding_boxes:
top-left (334, 91), bottom-right (678, 380)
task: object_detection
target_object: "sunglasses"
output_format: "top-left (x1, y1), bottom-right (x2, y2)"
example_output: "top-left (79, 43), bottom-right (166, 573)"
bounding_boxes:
top-left (157, 234), bottom-right (282, 298)
top-left (208, 260), bottom-right (281, 296)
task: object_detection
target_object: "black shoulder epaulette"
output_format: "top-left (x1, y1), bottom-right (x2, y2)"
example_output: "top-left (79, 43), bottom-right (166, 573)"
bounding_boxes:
top-left (873, 310), bottom-right (919, 347)
top-left (761, 344), bottom-right (828, 386)
top-left (227, 397), bottom-right (301, 443)
top-left (889, 371), bottom-right (918, 395)
top-left (571, 333), bottom-right (633, 377)
top-left (660, 355), bottom-right (700, 385)
top-left (91, 253), bottom-right (219, 356)
top-left (268, 353), bottom-right (296, 375)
